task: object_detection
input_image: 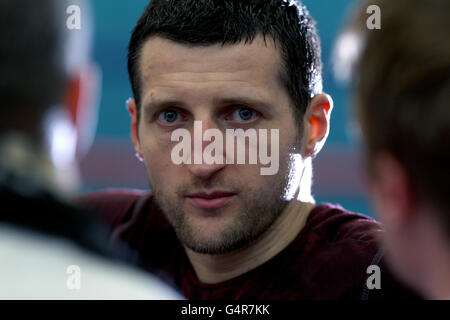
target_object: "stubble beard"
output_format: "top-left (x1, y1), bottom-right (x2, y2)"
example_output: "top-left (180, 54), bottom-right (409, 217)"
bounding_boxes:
top-left (150, 171), bottom-right (290, 255)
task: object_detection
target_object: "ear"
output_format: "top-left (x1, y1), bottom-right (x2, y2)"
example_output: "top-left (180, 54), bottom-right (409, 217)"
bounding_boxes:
top-left (64, 73), bottom-right (82, 127)
top-left (302, 94), bottom-right (333, 158)
top-left (371, 153), bottom-right (416, 229)
top-left (126, 98), bottom-right (144, 161)
top-left (64, 64), bottom-right (101, 156)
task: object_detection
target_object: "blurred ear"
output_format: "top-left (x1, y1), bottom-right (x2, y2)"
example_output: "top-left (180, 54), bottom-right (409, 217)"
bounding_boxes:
top-left (64, 64), bottom-right (101, 157)
top-left (64, 73), bottom-right (81, 126)
top-left (371, 153), bottom-right (416, 229)
top-left (302, 93), bottom-right (333, 158)
top-left (126, 98), bottom-right (143, 160)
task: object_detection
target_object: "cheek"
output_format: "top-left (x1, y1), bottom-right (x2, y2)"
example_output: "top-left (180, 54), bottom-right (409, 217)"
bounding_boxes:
top-left (139, 124), bottom-right (177, 158)
top-left (251, 130), bottom-right (301, 190)
top-left (139, 132), bottom-right (181, 183)
top-left (370, 188), bottom-right (409, 271)
top-left (371, 184), bottom-right (393, 227)
top-left (277, 131), bottom-right (301, 168)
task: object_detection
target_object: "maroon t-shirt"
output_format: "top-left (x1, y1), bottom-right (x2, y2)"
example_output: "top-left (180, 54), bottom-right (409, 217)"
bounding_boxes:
top-left (79, 189), bottom-right (420, 300)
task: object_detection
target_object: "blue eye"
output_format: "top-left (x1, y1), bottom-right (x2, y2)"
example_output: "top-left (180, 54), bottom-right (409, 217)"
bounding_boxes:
top-left (158, 110), bottom-right (179, 124)
top-left (231, 108), bottom-right (256, 122)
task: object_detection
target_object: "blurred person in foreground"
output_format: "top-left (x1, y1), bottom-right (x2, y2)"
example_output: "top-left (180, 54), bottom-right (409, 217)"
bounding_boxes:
top-left (0, 0), bottom-right (181, 299)
top-left (334, 0), bottom-right (450, 299)
top-left (80, 0), bottom-right (420, 299)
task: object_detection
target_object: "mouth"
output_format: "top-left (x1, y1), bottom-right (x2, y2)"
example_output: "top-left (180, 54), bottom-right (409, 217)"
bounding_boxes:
top-left (185, 191), bottom-right (237, 210)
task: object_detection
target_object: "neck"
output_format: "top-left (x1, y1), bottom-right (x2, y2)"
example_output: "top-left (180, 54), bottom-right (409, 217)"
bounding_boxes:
top-left (0, 132), bottom-right (79, 198)
top-left (405, 207), bottom-right (450, 300)
top-left (185, 197), bottom-right (315, 284)
top-left (420, 244), bottom-right (450, 300)
top-left (428, 265), bottom-right (450, 300)
top-left (44, 110), bottom-right (80, 196)
top-left (418, 214), bottom-right (450, 300)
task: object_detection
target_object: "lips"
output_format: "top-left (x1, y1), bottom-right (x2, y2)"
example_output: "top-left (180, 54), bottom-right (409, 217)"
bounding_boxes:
top-left (185, 191), bottom-right (237, 209)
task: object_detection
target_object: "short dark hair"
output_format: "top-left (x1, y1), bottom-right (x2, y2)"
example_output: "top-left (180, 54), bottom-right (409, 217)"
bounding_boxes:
top-left (345, 0), bottom-right (450, 233)
top-left (128, 0), bottom-right (322, 125)
top-left (0, 0), bottom-right (90, 136)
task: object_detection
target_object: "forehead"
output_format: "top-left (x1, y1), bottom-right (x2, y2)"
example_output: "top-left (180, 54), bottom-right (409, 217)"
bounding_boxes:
top-left (137, 35), bottom-right (286, 101)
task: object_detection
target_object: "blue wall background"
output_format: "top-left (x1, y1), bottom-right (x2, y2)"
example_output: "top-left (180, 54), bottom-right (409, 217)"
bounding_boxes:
top-left (81, 0), bottom-right (373, 217)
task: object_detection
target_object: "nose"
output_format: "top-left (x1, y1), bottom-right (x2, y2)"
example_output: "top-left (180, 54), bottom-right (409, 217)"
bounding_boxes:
top-left (186, 118), bottom-right (226, 180)
top-left (188, 162), bottom-right (226, 180)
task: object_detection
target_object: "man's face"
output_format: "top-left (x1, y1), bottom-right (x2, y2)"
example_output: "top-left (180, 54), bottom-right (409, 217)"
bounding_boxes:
top-left (133, 36), bottom-right (307, 254)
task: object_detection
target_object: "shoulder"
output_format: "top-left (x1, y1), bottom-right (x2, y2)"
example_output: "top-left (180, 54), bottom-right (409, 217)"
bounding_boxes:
top-left (306, 203), bottom-right (383, 243)
top-left (0, 223), bottom-right (183, 299)
top-left (78, 189), bottom-right (153, 228)
top-left (284, 203), bottom-right (421, 299)
top-left (299, 203), bottom-right (383, 267)
top-left (278, 204), bottom-right (382, 298)
top-left (78, 189), bottom-right (176, 260)
top-left (303, 203), bottom-right (384, 270)
top-left (1, 185), bottom-right (118, 258)
top-left (78, 188), bottom-right (149, 212)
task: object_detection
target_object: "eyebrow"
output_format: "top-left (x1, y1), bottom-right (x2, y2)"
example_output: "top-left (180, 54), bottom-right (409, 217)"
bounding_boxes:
top-left (143, 98), bottom-right (188, 112)
top-left (143, 95), bottom-right (272, 113)
top-left (212, 96), bottom-right (271, 108)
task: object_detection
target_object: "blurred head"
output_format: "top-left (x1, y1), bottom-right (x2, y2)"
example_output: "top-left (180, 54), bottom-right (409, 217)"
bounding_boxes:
top-left (126, 0), bottom-right (332, 254)
top-left (335, 0), bottom-right (450, 295)
top-left (0, 0), bottom-right (99, 169)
